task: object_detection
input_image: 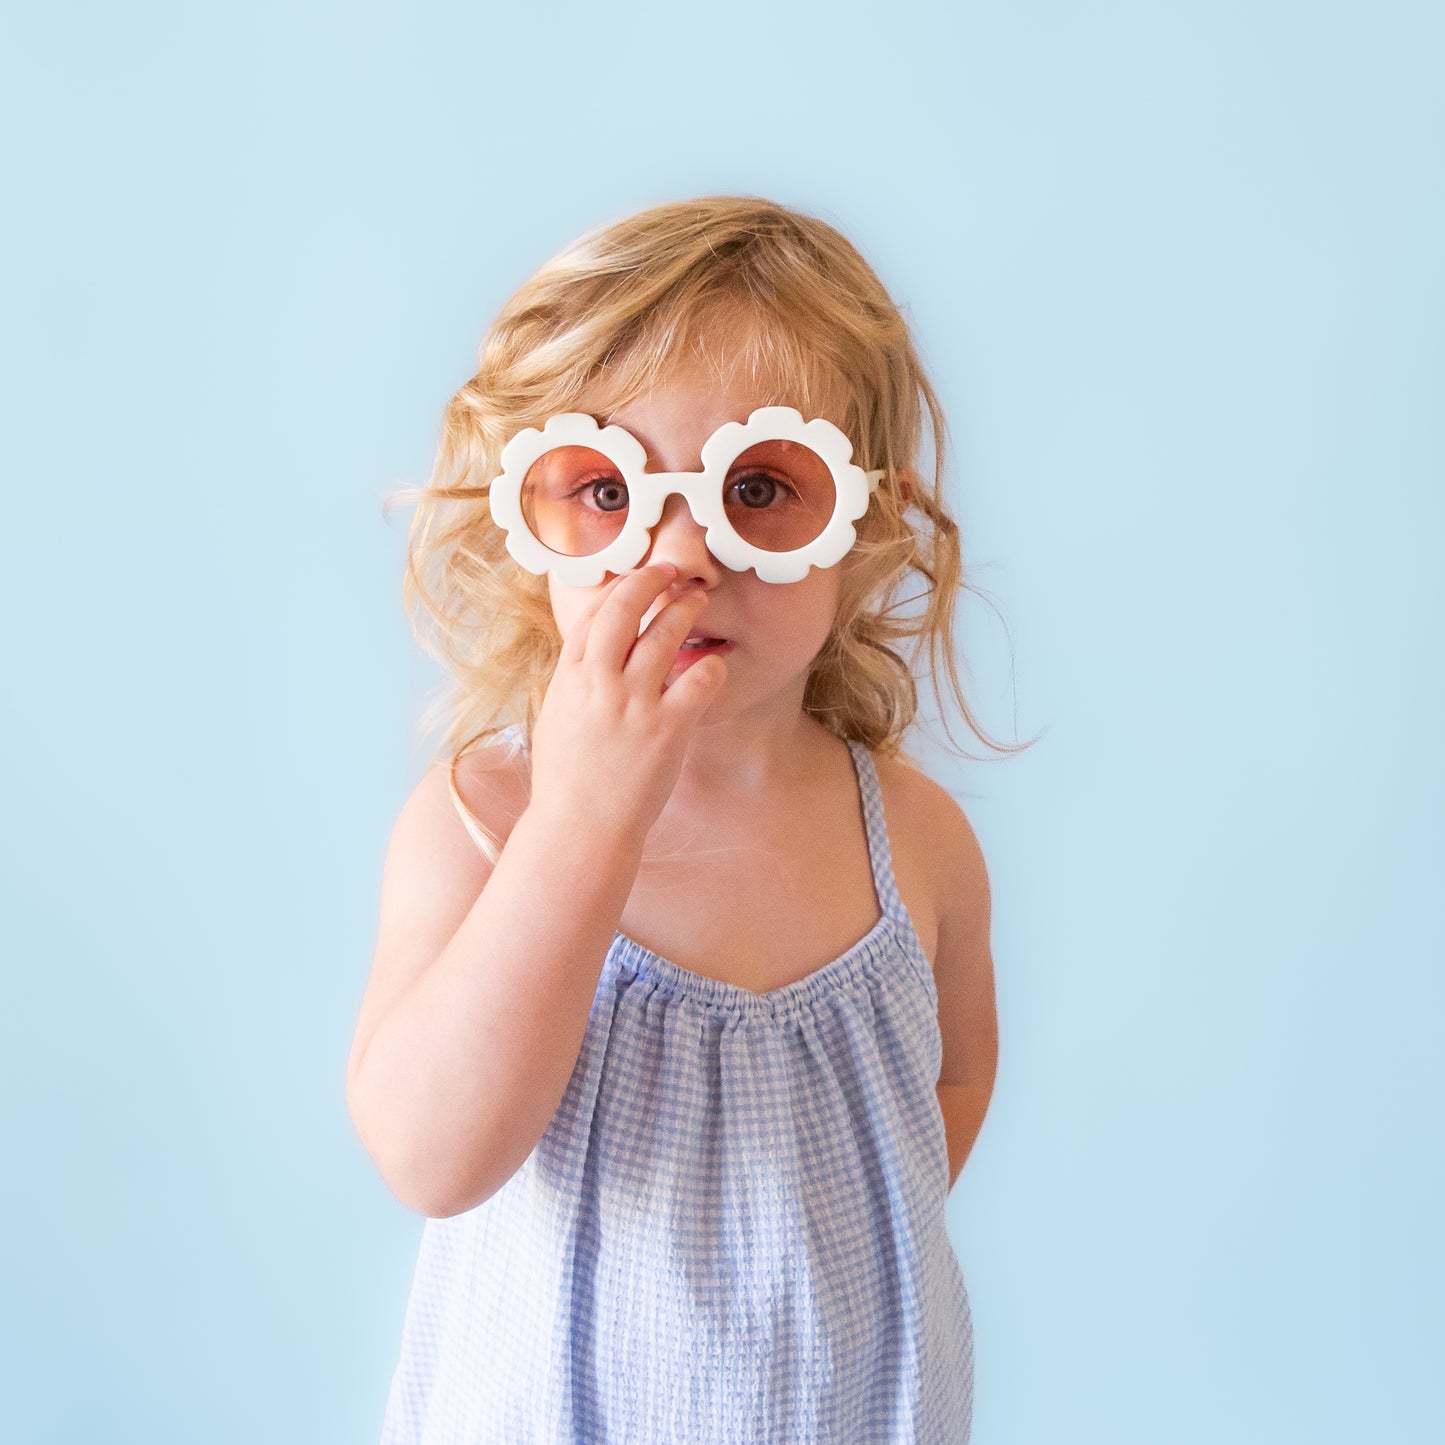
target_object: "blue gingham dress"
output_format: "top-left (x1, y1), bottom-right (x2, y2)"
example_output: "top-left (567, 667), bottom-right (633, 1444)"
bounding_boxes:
top-left (378, 732), bottom-right (974, 1443)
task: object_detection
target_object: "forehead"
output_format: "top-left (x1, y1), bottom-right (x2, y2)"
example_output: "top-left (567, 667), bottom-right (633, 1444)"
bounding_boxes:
top-left (573, 306), bottom-right (854, 438)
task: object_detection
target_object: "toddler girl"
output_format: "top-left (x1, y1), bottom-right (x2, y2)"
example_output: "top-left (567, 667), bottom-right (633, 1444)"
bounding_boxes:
top-left (347, 196), bottom-right (1013, 1443)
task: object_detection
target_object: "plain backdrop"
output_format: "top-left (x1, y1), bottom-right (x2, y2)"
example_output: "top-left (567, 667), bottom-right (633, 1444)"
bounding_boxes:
top-left (2, 2), bottom-right (1441, 1442)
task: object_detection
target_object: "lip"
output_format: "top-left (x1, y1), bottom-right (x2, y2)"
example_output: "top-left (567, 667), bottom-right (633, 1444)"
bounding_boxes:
top-left (670, 637), bottom-right (734, 672)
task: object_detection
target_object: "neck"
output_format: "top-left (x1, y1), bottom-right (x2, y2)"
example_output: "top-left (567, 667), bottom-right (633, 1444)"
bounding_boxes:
top-left (668, 699), bottom-right (835, 807)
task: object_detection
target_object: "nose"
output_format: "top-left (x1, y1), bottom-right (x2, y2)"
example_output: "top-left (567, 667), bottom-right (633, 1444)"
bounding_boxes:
top-left (641, 492), bottom-right (722, 589)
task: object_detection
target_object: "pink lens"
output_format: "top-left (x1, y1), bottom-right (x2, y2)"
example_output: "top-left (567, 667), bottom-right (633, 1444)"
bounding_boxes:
top-left (723, 441), bottom-right (836, 552)
top-left (520, 446), bottom-right (630, 558)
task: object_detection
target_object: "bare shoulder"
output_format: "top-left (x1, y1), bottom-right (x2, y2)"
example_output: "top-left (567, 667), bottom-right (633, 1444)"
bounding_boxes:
top-left (872, 751), bottom-right (992, 931)
top-left (344, 739), bottom-right (530, 1098)
top-left (449, 736), bottom-right (533, 850)
top-left (394, 736), bottom-right (531, 879)
top-left (874, 752), bottom-right (997, 1093)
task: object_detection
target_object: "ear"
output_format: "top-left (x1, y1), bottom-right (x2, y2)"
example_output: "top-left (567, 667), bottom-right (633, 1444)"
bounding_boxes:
top-left (893, 469), bottom-right (919, 507)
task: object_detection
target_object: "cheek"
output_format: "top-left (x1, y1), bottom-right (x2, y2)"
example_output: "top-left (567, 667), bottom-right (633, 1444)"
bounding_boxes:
top-left (818, 562), bottom-right (860, 636)
top-left (807, 574), bottom-right (844, 637)
top-left (759, 575), bottom-right (842, 656)
top-left (810, 586), bottom-right (847, 660)
top-left (545, 577), bottom-right (594, 644)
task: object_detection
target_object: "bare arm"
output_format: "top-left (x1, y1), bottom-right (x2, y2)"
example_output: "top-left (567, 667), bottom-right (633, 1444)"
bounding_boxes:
top-left (929, 787), bottom-right (1000, 1193)
top-left (937, 1080), bottom-right (994, 1192)
top-left (346, 787), bottom-right (648, 1217)
top-left (345, 563), bottom-right (726, 1218)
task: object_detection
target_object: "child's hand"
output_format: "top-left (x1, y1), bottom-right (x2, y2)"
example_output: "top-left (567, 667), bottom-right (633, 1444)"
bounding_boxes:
top-left (529, 564), bottom-right (728, 835)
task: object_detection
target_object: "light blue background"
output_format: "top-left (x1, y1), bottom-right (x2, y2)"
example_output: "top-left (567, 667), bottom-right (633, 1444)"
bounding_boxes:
top-left (3, 1), bottom-right (1440, 1441)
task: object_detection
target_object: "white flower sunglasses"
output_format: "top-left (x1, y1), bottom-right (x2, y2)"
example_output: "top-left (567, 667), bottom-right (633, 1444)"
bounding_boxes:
top-left (488, 406), bottom-right (885, 586)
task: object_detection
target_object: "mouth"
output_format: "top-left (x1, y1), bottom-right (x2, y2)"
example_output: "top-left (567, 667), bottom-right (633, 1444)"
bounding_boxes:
top-left (679, 630), bottom-right (729, 649)
top-left (671, 632), bottom-right (734, 671)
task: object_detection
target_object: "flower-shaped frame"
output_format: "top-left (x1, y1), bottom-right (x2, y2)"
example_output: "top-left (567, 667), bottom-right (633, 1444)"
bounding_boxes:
top-left (488, 405), bottom-right (885, 586)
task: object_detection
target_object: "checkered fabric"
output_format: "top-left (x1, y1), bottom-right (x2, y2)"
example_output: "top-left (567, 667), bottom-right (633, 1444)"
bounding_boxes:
top-left (378, 732), bottom-right (973, 1443)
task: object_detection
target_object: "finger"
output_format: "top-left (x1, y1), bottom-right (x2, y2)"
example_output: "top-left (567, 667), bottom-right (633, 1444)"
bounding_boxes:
top-left (624, 587), bottom-right (711, 688)
top-left (582, 564), bottom-right (679, 671)
top-left (557, 569), bottom-right (632, 663)
top-left (661, 648), bottom-right (728, 715)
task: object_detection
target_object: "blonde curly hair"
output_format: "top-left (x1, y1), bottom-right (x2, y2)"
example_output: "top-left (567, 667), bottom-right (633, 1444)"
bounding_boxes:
top-left (385, 195), bottom-right (1032, 784)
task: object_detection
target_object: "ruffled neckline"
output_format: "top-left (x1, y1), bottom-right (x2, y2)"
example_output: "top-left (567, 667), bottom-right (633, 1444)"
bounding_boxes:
top-left (606, 907), bottom-right (931, 1025)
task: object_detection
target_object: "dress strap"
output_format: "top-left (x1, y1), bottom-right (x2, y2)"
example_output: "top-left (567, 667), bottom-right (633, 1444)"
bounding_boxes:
top-left (845, 740), bottom-right (908, 925)
top-left (498, 722), bottom-right (530, 756)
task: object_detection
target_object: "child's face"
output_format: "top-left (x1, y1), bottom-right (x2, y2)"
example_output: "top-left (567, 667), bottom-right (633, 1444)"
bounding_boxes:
top-left (544, 360), bottom-right (847, 723)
